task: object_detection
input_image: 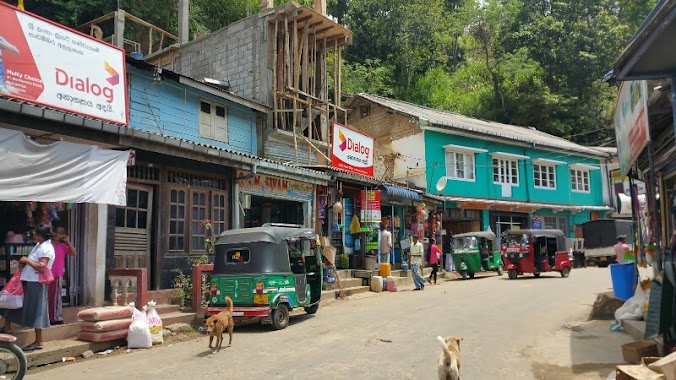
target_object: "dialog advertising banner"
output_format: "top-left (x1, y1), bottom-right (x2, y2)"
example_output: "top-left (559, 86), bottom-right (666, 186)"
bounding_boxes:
top-left (0, 2), bottom-right (127, 125)
top-left (360, 190), bottom-right (381, 223)
top-left (331, 122), bottom-right (374, 178)
top-left (614, 80), bottom-right (650, 177)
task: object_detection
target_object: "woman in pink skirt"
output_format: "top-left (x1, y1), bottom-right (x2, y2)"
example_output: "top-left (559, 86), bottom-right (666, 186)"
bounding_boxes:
top-left (48, 226), bottom-right (76, 324)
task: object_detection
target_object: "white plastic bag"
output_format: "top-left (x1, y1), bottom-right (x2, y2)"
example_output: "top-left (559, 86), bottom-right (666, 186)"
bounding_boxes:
top-left (614, 281), bottom-right (647, 321)
top-left (127, 305), bottom-right (152, 349)
top-left (146, 300), bottom-right (163, 345)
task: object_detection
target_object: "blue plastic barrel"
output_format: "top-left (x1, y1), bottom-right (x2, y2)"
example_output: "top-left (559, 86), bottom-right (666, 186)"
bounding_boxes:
top-left (609, 262), bottom-right (636, 301)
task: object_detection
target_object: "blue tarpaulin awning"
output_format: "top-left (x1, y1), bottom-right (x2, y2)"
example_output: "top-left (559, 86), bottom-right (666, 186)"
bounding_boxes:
top-left (382, 185), bottom-right (423, 201)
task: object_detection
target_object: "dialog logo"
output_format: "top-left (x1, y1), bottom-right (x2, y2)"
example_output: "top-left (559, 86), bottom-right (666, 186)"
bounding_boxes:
top-left (104, 61), bottom-right (119, 86)
top-left (331, 122), bottom-right (374, 178)
top-left (338, 130), bottom-right (347, 151)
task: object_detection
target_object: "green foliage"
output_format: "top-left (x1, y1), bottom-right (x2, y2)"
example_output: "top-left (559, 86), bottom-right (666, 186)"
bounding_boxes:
top-left (341, 58), bottom-right (395, 97)
top-left (337, 253), bottom-right (350, 269)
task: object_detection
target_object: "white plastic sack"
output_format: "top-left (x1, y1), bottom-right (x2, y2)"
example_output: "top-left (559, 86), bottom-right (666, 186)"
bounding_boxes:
top-left (614, 281), bottom-right (647, 321)
top-left (146, 300), bottom-right (163, 345)
top-left (127, 305), bottom-right (152, 349)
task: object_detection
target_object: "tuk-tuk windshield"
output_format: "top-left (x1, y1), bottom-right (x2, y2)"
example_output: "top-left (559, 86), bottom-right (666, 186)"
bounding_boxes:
top-left (288, 238), bottom-right (314, 258)
top-left (505, 234), bottom-right (530, 247)
top-left (453, 236), bottom-right (478, 249)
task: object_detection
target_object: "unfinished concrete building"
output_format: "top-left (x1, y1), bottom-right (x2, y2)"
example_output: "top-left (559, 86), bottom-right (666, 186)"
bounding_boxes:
top-left (147, 1), bottom-right (352, 165)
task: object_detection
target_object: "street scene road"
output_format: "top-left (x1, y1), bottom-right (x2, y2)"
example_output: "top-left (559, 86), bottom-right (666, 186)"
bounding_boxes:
top-left (27, 267), bottom-right (632, 380)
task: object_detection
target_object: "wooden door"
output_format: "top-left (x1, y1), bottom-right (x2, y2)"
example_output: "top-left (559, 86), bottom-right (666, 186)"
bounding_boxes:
top-left (114, 184), bottom-right (153, 269)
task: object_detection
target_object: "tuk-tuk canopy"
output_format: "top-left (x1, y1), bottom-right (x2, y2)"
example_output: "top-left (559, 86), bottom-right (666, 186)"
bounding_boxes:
top-left (215, 226), bottom-right (317, 245)
top-left (453, 231), bottom-right (497, 240)
top-left (505, 229), bottom-right (565, 239)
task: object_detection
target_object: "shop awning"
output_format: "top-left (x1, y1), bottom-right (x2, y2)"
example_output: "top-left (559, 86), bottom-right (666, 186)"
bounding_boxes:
top-left (443, 195), bottom-right (612, 213)
top-left (0, 127), bottom-right (129, 206)
top-left (382, 185), bottom-right (423, 201)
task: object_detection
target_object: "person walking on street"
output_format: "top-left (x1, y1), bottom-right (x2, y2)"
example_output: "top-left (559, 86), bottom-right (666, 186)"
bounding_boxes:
top-left (409, 236), bottom-right (425, 290)
top-left (427, 238), bottom-right (441, 284)
top-left (614, 235), bottom-right (633, 263)
top-left (49, 226), bottom-right (77, 325)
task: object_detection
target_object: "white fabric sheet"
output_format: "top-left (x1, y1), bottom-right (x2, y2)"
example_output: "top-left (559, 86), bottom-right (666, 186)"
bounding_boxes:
top-left (0, 127), bottom-right (129, 206)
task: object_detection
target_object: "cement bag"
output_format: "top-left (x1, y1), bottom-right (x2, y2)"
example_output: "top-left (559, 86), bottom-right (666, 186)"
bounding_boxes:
top-left (146, 300), bottom-right (163, 345)
top-left (127, 305), bottom-right (152, 349)
top-left (615, 281), bottom-right (647, 321)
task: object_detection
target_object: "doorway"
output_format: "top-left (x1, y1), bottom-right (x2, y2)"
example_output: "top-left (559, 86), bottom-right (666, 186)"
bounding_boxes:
top-left (114, 184), bottom-right (153, 270)
top-left (243, 195), bottom-right (304, 228)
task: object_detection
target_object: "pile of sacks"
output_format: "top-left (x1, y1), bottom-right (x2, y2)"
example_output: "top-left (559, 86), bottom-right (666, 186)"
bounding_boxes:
top-left (77, 300), bottom-right (164, 348)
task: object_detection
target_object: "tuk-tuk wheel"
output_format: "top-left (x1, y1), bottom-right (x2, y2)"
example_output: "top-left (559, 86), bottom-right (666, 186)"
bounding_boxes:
top-left (496, 265), bottom-right (504, 276)
top-left (304, 303), bottom-right (319, 315)
top-left (461, 271), bottom-right (468, 280)
top-left (468, 272), bottom-right (475, 279)
top-left (533, 273), bottom-right (541, 278)
top-left (271, 306), bottom-right (290, 330)
top-left (561, 267), bottom-right (571, 278)
top-left (508, 270), bottom-right (518, 280)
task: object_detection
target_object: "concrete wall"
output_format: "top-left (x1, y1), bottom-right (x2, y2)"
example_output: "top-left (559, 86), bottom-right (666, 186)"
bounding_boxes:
top-left (168, 15), bottom-right (270, 107)
top-left (128, 65), bottom-right (259, 155)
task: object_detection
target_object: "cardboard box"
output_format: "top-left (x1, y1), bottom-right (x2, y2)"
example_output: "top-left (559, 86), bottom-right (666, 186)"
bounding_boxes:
top-left (643, 357), bottom-right (663, 366)
top-left (623, 341), bottom-right (661, 364)
top-left (648, 351), bottom-right (676, 380)
top-left (616, 365), bottom-right (665, 380)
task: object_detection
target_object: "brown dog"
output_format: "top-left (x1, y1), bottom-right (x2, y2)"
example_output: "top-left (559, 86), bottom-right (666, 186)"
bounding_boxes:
top-left (204, 296), bottom-right (234, 353)
top-left (437, 335), bottom-right (463, 380)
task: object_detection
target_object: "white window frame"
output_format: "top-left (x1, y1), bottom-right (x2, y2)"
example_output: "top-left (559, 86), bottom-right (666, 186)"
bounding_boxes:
top-left (533, 164), bottom-right (557, 189)
top-left (493, 158), bottom-right (519, 185)
top-left (570, 168), bottom-right (590, 193)
top-left (442, 144), bottom-right (486, 182)
top-left (198, 98), bottom-right (228, 143)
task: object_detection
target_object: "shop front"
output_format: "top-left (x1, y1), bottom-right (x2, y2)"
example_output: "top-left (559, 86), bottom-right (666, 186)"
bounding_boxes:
top-left (380, 185), bottom-right (425, 268)
top-left (236, 171), bottom-right (315, 228)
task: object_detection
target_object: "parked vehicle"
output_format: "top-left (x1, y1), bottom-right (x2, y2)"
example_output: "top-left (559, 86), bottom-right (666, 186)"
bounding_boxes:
top-left (207, 224), bottom-right (322, 330)
top-left (452, 231), bottom-right (504, 279)
top-left (581, 219), bottom-right (634, 267)
top-left (0, 333), bottom-right (26, 379)
top-left (502, 229), bottom-right (572, 279)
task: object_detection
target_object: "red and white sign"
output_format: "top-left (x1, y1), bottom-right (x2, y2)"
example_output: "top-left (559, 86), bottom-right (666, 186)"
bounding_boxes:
top-left (0, 3), bottom-right (127, 125)
top-left (331, 122), bottom-right (374, 177)
top-left (360, 190), bottom-right (381, 222)
top-left (614, 80), bottom-right (650, 177)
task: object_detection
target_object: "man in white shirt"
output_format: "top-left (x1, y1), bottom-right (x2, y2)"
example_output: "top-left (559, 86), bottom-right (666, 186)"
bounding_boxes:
top-left (380, 225), bottom-right (392, 265)
top-left (409, 236), bottom-right (425, 290)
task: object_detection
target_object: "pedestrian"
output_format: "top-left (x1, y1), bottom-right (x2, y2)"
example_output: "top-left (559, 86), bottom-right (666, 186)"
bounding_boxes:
top-left (427, 238), bottom-right (441, 284)
top-left (1, 224), bottom-right (55, 351)
top-left (614, 235), bottom-right (632, 263)
top-left (49, 226), bottom-right (77, 325)
top-left (379, 225), bottom-right (392, 265)
top-left (409, 235), bottom-right (425, 290)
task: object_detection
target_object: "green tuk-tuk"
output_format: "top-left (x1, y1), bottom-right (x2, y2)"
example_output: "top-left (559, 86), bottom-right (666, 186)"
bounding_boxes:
top-left (207, 224), bottom-right (322, 330)
top-left (452, 231), bottom-right (504, 279)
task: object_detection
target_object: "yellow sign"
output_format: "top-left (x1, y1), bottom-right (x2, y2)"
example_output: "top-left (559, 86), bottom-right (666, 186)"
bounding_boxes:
top-left (253, 294), bottom-right (269, 304)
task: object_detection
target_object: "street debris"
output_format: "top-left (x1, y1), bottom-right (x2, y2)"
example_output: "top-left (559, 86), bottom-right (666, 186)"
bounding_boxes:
top-left (166, 322), bottom-right (193, 333)
top-left (81, 350), bottom-right (95, 359)
top-left (96, 349), bottom-right (113, 356)
top-left (366, 337), bottom-right (392, 346)
top-left (62, 357), bottom-right (76, 362)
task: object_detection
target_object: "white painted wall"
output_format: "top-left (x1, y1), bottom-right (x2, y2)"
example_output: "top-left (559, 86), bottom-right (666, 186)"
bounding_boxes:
top-left (84, 204), bottom-right (108, 306)
top-left (391, 132), bottom-right (427, 189)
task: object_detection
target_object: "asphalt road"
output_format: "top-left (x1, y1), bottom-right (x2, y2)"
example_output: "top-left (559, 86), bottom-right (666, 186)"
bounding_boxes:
top-left (27, 267), bottom-right (634, 380)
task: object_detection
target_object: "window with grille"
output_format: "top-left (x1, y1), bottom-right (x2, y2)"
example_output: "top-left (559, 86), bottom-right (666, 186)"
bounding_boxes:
top-left (445, 151), bottom-right (475, 181)
top-left (544, 216), bottom-right (569, 236)
top-left (533, 164), bottom-right (556, 189)
top-left (493, 159), bottom-right (519, 185)
top-left (570, 169), bottom-right (590, 192)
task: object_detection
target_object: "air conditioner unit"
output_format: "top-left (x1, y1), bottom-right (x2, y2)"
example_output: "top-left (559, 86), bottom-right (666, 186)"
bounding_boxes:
top-left (241, 194), bottom-right (251, 209)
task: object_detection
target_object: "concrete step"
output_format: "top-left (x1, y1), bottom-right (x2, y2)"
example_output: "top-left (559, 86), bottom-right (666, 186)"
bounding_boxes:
top-left (334, 269), bottom-right (354, 279)
top-left (158, 310), bottom-right (196, 326)
top-left (6, 321), bottom-right (82, 348)
top-left (25, 338), bottom-right (126, 369)
top-left (154, 304), bottom-right (180, 315)
top-left (622, 319), bottom-right (646, 341)
top-left (322, 277), bottom-right (363, 290)
top-left (147, 289), bottom-right (178, 305)
top-left (320, 286), bottom-right (370, 301)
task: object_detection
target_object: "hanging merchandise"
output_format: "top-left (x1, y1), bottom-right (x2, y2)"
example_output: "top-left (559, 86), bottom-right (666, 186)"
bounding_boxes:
top-left (350, 214), bottom-right (361, 235)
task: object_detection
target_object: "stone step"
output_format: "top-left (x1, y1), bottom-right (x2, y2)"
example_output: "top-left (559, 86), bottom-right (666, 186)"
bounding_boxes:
top-left (333, 269), bottom-right (354, 279)
top-left (320, 286), bottom-right (370, 301)
top-left (6, 321), bottom-right (82, 348)
top-left (322, 277), bottom-right (363, 290)
top-left (25, 338), bottom-right (126, 369)
top-left (158, 311), bottom-right (197, 326)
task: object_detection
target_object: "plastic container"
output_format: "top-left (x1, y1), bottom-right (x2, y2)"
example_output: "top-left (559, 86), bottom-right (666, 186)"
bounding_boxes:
top-left (371, 276), bottom-right (383, 293)
top-left (364, 255), bottom-right (377, 270)
top-left (386, 276), bottom-right (397, 292)
top-left (610, 262), bottom-right (637, 301)
top-left (379, 263), bottom-right (391, 277)
top-left (323, 267), bottom-right (336, 283)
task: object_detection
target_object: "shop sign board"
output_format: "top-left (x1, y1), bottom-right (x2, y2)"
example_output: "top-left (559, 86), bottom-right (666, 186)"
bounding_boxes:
top-left (360, 190), bottom-right (381, 222)
top-left (0, 2), bottom-right (127, 125)
top-left (614, 80), bottom-right (650, 177)
top-left (236, 171), bottom-right (313, 201)
top-left (331, 122), bottom-right (374, 178)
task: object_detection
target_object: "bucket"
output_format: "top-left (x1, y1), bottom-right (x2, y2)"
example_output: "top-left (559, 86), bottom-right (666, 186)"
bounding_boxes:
top-left (609, 262), bottom-right (637, 301)
top-left (323, 267), bottom-right (336, 283)
top-left (645, 245), bottom-right (656, 264)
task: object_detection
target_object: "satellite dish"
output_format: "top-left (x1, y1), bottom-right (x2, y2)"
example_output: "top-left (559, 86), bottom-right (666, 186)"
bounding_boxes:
top-left (435, 176), bottom-right (448, 192)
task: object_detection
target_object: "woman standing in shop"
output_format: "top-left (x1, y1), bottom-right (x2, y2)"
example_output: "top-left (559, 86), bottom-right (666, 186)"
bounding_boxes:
top-left (48, 226), bottom-right (76, 325)
top-left (1, 224), bottom-right (55, 351)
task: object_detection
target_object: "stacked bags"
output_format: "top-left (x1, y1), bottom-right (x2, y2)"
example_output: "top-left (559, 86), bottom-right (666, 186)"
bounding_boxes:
top-left (77, 306), bottom-right (132, 342)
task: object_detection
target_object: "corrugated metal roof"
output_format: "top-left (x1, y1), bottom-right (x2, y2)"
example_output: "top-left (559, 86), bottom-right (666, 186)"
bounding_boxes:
top-left (351, 94), bottom-right (609, 158)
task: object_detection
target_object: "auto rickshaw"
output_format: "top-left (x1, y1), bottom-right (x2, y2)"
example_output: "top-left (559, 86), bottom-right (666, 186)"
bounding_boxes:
top-left (452, 231), bottom-right (504, 279)
top-left (502, 229), bottom-right (572, 279)
top-left (207, 224), bottom-right (322, 330)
